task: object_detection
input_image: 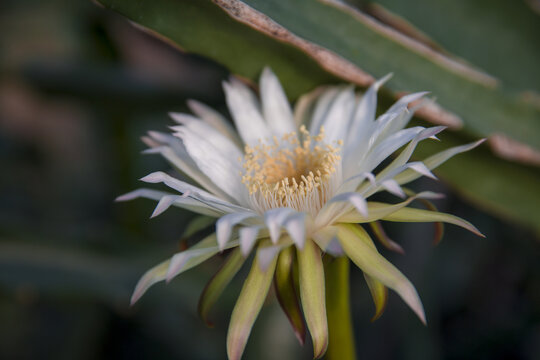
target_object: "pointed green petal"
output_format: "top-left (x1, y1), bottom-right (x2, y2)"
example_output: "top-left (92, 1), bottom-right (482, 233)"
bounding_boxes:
top-left (337, 224), bottom-right (426, 324)
top-left (353, 225), bottom-right (389, 321)
top-left (369, 221), bottom-right (405, 254)
top-left (130, 259), bottom-right (170, 305)
top-left (402, 188), bottom-right (445, 245)
top-left (363, 274), bottom-right (388, 322)
top-left (297, 239), bottom-right (328, 359)
top-left (131, 233), bottom-right (233, 304)
top-left (274, 246), bottom-right (306, 345)
top-left (227, 244), bottom-right (277, 360)
top-left (198, 248), bottom-right (245, 327)
top-left (382, 207), bottom-right (484, 237)
top-left (337, 191), bottom-right (440, 223)
top-left (417, 199), bottom-right (445, 245)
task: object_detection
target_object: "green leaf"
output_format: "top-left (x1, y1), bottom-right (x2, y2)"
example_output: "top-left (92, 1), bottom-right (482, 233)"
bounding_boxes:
top-left (274, 246), bottom-right (306, 345)
top-left (227, 244), bottom-right (277, 360)
top-left (95, 0), bottom-right (338, 99)
top-left (297, 239), bottom-right (328, 359)
top-left (324, 256), bottom-right (356, 360)
top-left (367, 0), bottom-right (540, 92)
top-left (198, 248), bottom-right (245, 327)
top-left (337, 224), bottom-right (426, 324)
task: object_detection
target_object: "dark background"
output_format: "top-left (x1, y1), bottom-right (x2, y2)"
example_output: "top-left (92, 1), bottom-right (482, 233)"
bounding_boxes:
top-left (1, 1), bottom-right (539, 359)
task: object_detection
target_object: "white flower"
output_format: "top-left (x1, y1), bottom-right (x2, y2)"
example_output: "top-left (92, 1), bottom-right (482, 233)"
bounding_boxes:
top-left (118, 68), bottom-right (484, 360)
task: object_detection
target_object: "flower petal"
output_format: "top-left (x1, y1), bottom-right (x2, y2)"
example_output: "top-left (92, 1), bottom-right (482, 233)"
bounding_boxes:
top-left (131, 233), bottom-right (228, 304)
top-left (345, 74), bottom-right (391, 156)
top-left (198, 248), bottom-right (245, 327)
top-left (227, 245), bottom-right (278, 360)
top-left (239, 226), bottom-right (261, 257)
top-left (274, 246), bottom-right (307, 345)
top-left (116, 188), bottom-right (222, 217)
top-left (217, 212), bottom-right (258, 251)
top-left (369, 221), bottom-right (405, 254)
top-left (145, 131), bottom-right (232, 199)
top-left (337, 224), bottom-right (426, 324)
top-left (308, 87), bottom-right (341, 135)
top-left (294, 86), bottom-right (326, 128)
top-left (337, 191), bottom-right (443, 223)
top-left (174, 126), bottom-right (247, 204)
top-left (166, 233), bottom-right (239, 283)
top-left (130, 259), bottom-right (170, 305)
top-left (284, 212), bottom-right (307, 249)
top-left (223, 78), bottom-right (270, 146)
top-left (187, 99), bottom-right (242, 147)
top-left (382, 207), bottom-right (485, 237)
top-left (260, 67), bottom-right (295, 136)
top-left (364, 273), bottom-right (388, 322)
top-left (264, 208), bottom-right (295, 244)
top-left (318, 86), bottom-right (356, 142)
top-left (328, 192), bottom-right (368, 217)
top-left (395, 139), bottom-right (486, 185)
top-left (297, 239), bottom-right (328, 359)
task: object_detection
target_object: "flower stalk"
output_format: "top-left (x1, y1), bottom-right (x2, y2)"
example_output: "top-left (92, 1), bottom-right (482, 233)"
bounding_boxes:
top-left (325, 256), bottom-right (356, 360)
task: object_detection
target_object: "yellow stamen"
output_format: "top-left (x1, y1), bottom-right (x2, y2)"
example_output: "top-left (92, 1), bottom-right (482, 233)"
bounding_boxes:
top-left (241, 127), bottom-right (341, 215)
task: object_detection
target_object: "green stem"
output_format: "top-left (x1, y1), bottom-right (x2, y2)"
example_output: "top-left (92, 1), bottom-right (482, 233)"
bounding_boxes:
top-left (324, 256), bottom-right (356, 360)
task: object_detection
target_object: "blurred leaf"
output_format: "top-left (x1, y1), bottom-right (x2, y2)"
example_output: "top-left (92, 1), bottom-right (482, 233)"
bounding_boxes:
top-left (366, 0), bottom-right (540, 92)
top-left (96, 0), bottom-right (540, 149)
top-left (0, 242), bottom-right (134, 305)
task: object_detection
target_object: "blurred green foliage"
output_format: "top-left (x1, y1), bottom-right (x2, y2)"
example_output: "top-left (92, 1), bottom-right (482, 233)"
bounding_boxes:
top-left (0, 0), bottom-right (539, 359)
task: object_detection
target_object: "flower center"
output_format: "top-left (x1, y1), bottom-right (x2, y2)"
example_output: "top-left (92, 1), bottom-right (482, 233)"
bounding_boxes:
top-left (241, 126), bottom-right (342, 215)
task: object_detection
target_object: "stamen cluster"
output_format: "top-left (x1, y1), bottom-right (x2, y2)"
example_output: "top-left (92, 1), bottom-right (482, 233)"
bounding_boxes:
top-left (241, 126), bottom-right (342, 215)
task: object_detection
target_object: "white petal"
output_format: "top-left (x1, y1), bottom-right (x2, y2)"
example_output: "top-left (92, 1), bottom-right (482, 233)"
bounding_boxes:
top-left (395, 139), bottom-right (486, 185)
top-left (146, 131), bottom-right (232, 199)
top-left (175, 128), bottom-right (247, 204)
top-left (407, 162), bottom-right (437, 180)
top-left (328, 192), bottom-right (368, 217)
top-left (187, 99), bottom-right (242, 147)
top-left (116, 188), bottom-right (222, 217)
top-left (217, 212), bottom-right (257, 251)
top-left (239, 226), bottom-right (261, 256)
top-left (346, 74), bottom-right (392, 148)
top-left (318, 86), bottom-right (356, 142)
top-left (308, 87), bottom-right (341, 135)
top-left (264, 208), bottom-right (295, 244)
top-left (141, 171), bottom-right (251, 214)
top-left (260, 67), bottom-right (295, 136)
top-left (223, 78), bottom-right (270, 146)
top-left (376, 126), bottom-right (446, 180)
top-left (293, 86), bottom-right (326, 128)
top-left (284, 212), bottom-right (306, 249)
top-left (381, 179), bottom-right (406, 198)
top-left (360, 127), bottom-right (425, 173)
